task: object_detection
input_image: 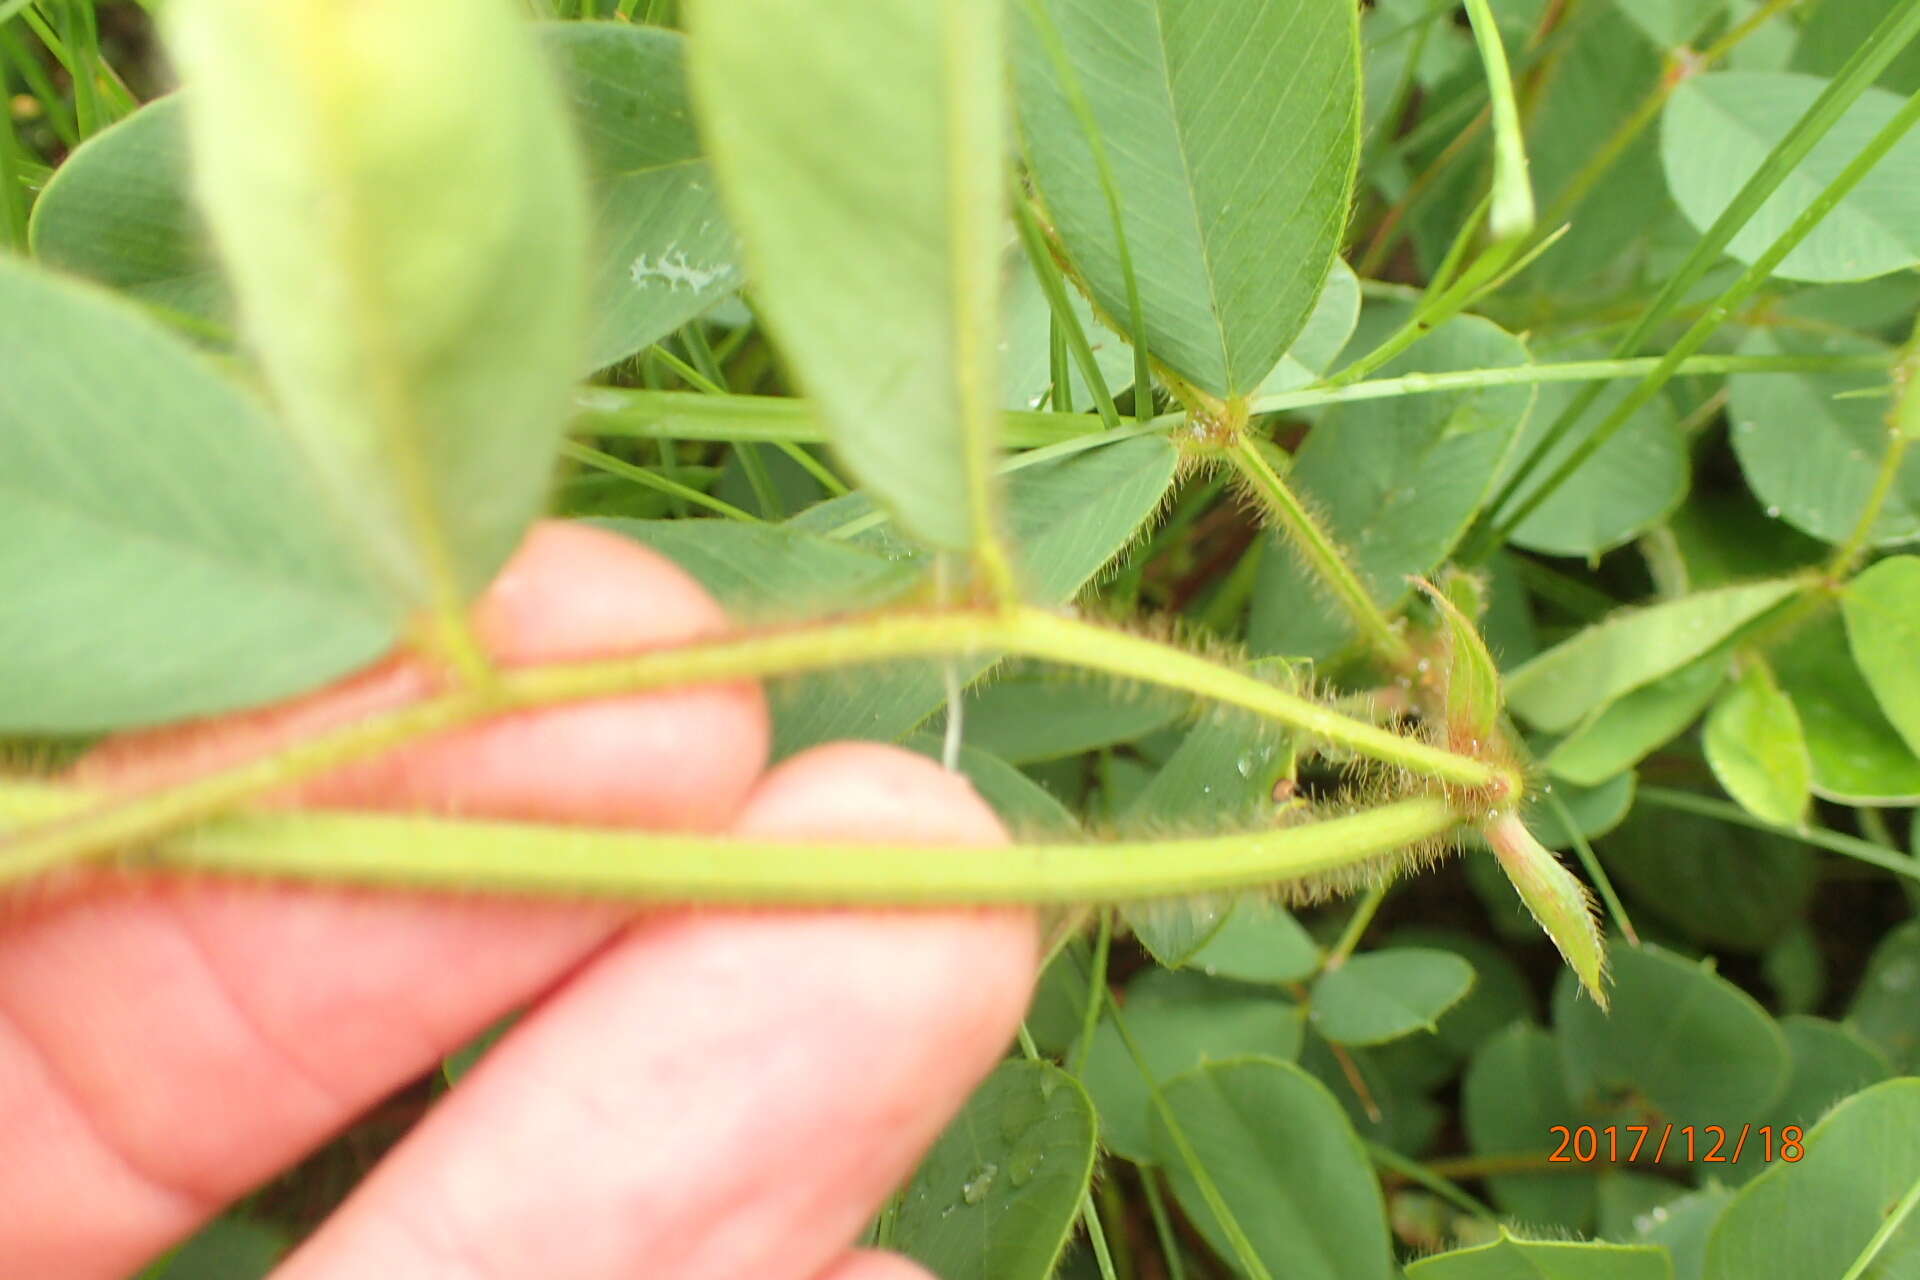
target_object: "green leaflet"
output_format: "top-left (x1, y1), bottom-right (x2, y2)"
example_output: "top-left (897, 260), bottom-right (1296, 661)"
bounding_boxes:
top-left (1309, 949), bottom-right (1476, 1047)
top-left (1506, 579), bottom-right (1803, 733)
top-left (549, 24), bottom-right (740, 372)
top-left (1842, 555), bottom-right (1920, 759)
top-left (1554, 943), bottom-right (1789, 1122)
top-left (1012, 0), bottom-right (1361, 397)
top-left (1463, 1024), bottom-right (1596, 1232)
top-left (0, 258), bottom-right (393, 731)
top-left (164, 0), bottom-right (588, 620)
top-left (1704, 1080), bottom-right (1920, 1278)
top-left (1406, 1231), bottom-right (1671, 1279)
top-left (1663, 72), bottom-right (1920, 283)
top-left (1079, 968), bottom-right (1305, 1163)
top-left (30, 25), bottom-right (742, 374)
top-left (685, 0), bottom-right (1008, 556)
top-left (892, 1061), bottom-right (1096, 1280)
top-left (1727, 329), bottom-right (1918, 548)
top-left (1775, 610), bottom-right (1920, 804)
top-left (1703, 661), bottom-right (1812, 827)
top-left (1152, 1059), bottom-right (1395, 1280)
top-left (771, 433), bottom-right (1178, 756)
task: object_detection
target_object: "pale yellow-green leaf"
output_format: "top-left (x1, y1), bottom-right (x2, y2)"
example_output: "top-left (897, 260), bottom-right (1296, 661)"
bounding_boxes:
top-left (1483, 813), bottom-right (1608, 1008)
top-left (1705, 661), bottom-right (1813, 827)
top-left (684, 0), bottom-right (1008, 560)
top-left (164, 0), bottom-right (587, 619)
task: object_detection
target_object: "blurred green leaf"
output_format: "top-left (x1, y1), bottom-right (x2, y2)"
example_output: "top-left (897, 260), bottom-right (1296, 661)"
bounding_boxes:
top-left (1080, 969), bottom-right (1305, 1163)
top-left (549, 24), bottom-right (741, 371)
top-left (773, 434), bottom-right (1178, 756)
top-left (1464, 1023), bottom-right (1596, 1232)
top-left (30, 25), bottom-right (741, 372)
top-left (1507, 580), bottom-right (1801, 733)
top-left (1703, 661), bottom-right (1812, 826)
top-left (1609, 1184), bottom-right (1733, 1280)
top-left (1493, 372), bottom-right (1687, 558)
top-left (1611, 0), bottom-right (1726, 49)
top-left (1406, 1230), bottom-right (1671, 1279)
top-left (1775, 611), bottom-right (1920, 803)
top-left (1704, 1079), bottom-right (1920, 1278)
top-left (1663, 72), bottom-right (1920, 282)
top-left (687, 0), bottom-right (1007, 552)
top-left (1728, 330), bottom-right (1915, 548)
top-left (137, 1215), bottom-right (288, 1280)
top-left (1842, 555), bottom-right (1920, 758)
top-left (1597, 801), bottom-right (1813, 953)
top-left (166, 0), bottom-right (587, 613)
top-left (1848, 921), bottom-right (1920, 1072)
top-left (1184, 898), bottom-right (1323, 985)
top-left (1259, 259), bottom-right (1364, 395)
top-left (1545, 651), bottom-right (1729, 786)
top-left (958, 670), bottom-right (1186, 764)
top-left (1554, 943), bottom-right (1789, 1121)
top-left (0, 259), bottom-right (393, 731)
top-left (599, 519), bottom-right (921, 620)
top-left (1152, 1058), bottom-right (1394, 1280)
top-left (1310, 949), bottom-right (1476, 1046)
top-left (894, 1060), bottom-right (1097, 1280)
top-left (1012, 0), bottom-right (1360, 397)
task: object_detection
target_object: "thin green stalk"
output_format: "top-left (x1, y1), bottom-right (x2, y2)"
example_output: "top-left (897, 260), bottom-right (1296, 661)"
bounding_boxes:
top-left (1638, 787), bottom-right (1920, 885)
top-left (1017, 0), bottom-right (1153, 417)
top-left (1225, 434), bottom-right (1415, 669)
top-left (941, 0), bottom-right (1021, 606)
top-left (0, 607), bottom-right (1506, 885)
top-left (1829, 320), bottom-right (1920, 575)
top-left (1107, 999), bottom-right (1275, 1280)
top-left (1473, 0), bottom-right (1920, 556)
top-left (1014, 196), bottom-right (1125, 431)
top-left (1839, 1171), bottom-right (1920, 1280)
top-left (0, 779), bottom-right (1463, 904)
top-left (1483, 80), bottom-right (1920, 549)
top-left (1324, 879), bottom-right (1391, 969)
top-left (1461, 0), bottom-right (1534, 242)
top-left (1069, 908), bottom-right (1113, 1077)
top-left (560, 441), bottom-right (763, 523)
top-left (1366, 1141), bottom-right (1495, 1221)
top-left (573, 353), bottom-right (1886, 452)
top-left (0, 60), bottom-right (27, 249)
top-left (1139, 1169), bottom-right (1188, 1280)
top-left (1080, 1193), bottom-right (1120, 1280)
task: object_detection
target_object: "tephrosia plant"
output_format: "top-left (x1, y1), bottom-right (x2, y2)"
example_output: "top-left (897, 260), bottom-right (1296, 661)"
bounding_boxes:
top-left (6, 0), bottom-right (1920, 1275)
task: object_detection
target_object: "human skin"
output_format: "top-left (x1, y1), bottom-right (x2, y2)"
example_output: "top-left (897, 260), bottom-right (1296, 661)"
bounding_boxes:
top-left (0, 521), bottom-right (1039, 1278)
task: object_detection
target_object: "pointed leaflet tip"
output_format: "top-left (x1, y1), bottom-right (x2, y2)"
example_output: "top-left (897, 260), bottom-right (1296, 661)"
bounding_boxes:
top-left (1483, 812), bottom-right (1610, 1009)
top-left (1411, 576), bottom-right (1501, 754)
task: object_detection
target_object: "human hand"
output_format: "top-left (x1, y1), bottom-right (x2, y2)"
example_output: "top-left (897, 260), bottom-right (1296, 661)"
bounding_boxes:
top-left (0, 522), bottom-right (1038, 1279)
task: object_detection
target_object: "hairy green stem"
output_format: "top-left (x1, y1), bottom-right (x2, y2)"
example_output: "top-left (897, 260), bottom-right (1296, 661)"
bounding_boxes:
top-left (1223, 434), bottom-right (1415, 668)
top-left (0, 775), bottom-right (1460, 909)
top-left (0, 608), bottom-right (1506, 885)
